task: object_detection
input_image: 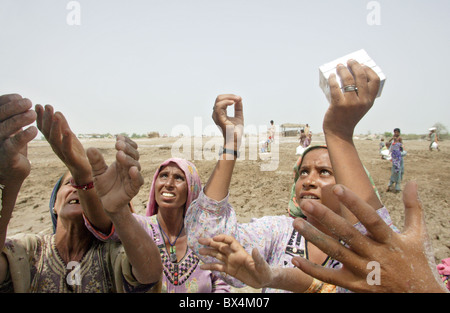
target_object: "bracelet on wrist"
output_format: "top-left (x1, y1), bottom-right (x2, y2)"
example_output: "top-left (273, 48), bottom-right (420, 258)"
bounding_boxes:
top-left (70, 178), bottom-right (95, 191)
top-left (219, 147), bottom-right (240, 158)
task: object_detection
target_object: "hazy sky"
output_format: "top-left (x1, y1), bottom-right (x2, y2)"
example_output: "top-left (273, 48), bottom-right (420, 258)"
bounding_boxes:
top-left (1, 0), bottom-right (449, 137)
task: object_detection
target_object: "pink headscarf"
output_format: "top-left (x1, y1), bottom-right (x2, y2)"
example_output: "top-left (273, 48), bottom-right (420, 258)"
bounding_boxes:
top-left (145, 158), bottom-right (202, 216)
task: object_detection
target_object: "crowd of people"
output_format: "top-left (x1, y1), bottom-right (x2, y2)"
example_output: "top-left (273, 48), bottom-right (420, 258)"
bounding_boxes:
top-left (0, 60), bottom-right (448, 293)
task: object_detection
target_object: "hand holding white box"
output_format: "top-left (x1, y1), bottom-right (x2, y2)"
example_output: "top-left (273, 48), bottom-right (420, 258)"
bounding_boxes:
top-left (319, 49), bottom-right (386, 102)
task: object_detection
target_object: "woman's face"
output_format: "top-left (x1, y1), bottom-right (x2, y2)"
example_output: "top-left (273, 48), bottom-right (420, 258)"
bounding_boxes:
top-left (294, 148), bottom-right (339, 219)
top-left (154, 163), bottom-right (188, 213)
top-left (53, 173), bottom-right (83, 220)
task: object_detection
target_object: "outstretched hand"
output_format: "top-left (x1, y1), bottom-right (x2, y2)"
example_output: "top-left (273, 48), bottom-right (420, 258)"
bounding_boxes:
top-left (86, 136), bottom-right (143, 215)
top-left (0, 94), bottom-right (37, 183)
top-left (291, 182), bottom-right (448, 293)
top-left (35, 104), bottom-right (91, 182)
top-left (198, 234), bottom-right (274, 289)
top-left (212, 94), bottom-right (244, 150)
top-left (323, 60), bottom-right (380, 140)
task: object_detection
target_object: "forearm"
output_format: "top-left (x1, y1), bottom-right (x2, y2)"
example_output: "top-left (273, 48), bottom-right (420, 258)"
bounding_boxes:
top-left (71, 173), bottom-right (113, 234)
top-left (204, 136), bottom-right (240, 201)
top-left (324, 132), bottom-right (383, 216)
top-left (78, 189), bottom-right (113, 234)
top-left (204, 158), bottom-right (236, 201)
top-left (0, 181), bottom-right (23, 250)
top-left (107, 209), bottom-right (162, 284)
top-left (268, 267), bottom-right (313, 293)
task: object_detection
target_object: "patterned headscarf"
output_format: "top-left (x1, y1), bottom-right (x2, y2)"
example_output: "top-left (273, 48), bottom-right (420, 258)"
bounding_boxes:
top-left (145, 158), bottom-right (202, 216)
top-left (287, 145), bottom-right (380, 218)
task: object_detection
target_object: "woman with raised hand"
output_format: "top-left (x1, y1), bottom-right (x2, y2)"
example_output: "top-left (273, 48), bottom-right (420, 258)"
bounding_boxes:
top-left (292, 181), bottom-right (449, 293)
top-left (0, 98), bottom-right (162, 293)
top-left (186, 60), bottom-right (395, 293)
top-left (83, 154), bottom-right (229, 292)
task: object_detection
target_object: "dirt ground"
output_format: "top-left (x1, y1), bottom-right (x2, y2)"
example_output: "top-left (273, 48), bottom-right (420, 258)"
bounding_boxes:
top-left (7, 135), bottom-right (449, 292)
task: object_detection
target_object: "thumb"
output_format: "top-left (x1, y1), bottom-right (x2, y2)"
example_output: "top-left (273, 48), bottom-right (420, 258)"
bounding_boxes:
top-left (86, 147), bottom-right (108, 177)
top-left (251, 248), bottom-right (267, 270)
top-left (233, 96), bottom-right (244, 121)
top-left (128, 165), bottom-right (144, 195)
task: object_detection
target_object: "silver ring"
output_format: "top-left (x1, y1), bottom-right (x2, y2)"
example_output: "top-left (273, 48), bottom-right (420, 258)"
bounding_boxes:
top-left (342, 85), bottom-right (358, 93)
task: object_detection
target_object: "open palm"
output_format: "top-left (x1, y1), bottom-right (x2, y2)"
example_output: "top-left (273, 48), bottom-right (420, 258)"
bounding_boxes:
top-left (198, 234), bottom-right (273, 289)
top-left (86, 136), bottom-right (143, 214)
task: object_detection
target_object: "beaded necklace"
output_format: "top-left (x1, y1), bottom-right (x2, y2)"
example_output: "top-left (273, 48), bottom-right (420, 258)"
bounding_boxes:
top-left (157, 217), bottom-right (184, 263)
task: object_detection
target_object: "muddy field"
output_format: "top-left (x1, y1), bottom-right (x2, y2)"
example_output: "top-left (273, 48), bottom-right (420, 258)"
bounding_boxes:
top-left (7, 135), bottom-right (449, 292)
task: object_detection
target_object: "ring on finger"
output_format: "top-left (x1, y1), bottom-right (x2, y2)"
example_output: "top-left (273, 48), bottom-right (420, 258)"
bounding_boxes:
top-left (342, 85), bottom-right (358, 93)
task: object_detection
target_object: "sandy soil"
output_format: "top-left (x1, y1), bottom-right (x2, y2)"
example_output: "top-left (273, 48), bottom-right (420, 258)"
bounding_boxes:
top-left (7, 135), bottom-right (449, 292)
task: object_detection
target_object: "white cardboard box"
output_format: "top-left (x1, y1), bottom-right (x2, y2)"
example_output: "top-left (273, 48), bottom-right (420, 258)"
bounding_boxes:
top-left (319, 49), bottom-right (386, 102)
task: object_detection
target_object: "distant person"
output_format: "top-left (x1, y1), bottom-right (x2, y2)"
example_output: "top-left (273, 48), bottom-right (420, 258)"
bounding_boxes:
top-left (379, 138), bottom-right (390, 160)
top-left (387, 128), bottom-right (404, 193)
top-left (429, 127), bottom-right (440, 151)
top-left (304, 123), bottom-right (310, 137)
top-left (379, 137), bottom-right (385, 151)
top-left (299, 129), bottom-right (306, 147)
top-left (304, 132), bottom-right (312, 148)
top-left (267, 120), bottom-right (275, 152)
top-left (388, 128), bottom-right (403, 147)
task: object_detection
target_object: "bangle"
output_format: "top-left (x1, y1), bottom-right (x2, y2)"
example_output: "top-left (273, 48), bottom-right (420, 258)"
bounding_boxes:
top-left (304, 278), bottom-right (336, 293)
top-left (304, 278), bottom-right (324, 293)
top-left (70, 178), bottom-right (94, 191)
top-left (219, 147), bottom-right (240, 158)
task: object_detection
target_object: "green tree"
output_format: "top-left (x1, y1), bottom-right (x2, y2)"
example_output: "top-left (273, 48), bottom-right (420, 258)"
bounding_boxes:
top-left (432, 122), bottom-right (448, 135)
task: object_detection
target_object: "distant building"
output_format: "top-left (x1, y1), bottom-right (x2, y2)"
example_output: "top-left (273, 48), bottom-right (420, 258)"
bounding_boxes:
top-left (280, 123), bottom-right (305, 137)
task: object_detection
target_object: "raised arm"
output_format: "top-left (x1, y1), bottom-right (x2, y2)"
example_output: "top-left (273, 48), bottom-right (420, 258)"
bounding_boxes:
top-left (322, 60), bottom-right (383, 224)
top-left (0, 94), bottom-right (38, 283)
top-left (204, 94), bottom-right (244, 200)
top-left (86, 137), bottom-right (162, 284)
top-left (292, 182), bottom-right (448, 293)
top-left (35, 104), bottom-right (112, 233)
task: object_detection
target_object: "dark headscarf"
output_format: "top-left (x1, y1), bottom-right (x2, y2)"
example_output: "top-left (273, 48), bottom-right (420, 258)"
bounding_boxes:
top-left (49, 175), bottom-right (64, 234)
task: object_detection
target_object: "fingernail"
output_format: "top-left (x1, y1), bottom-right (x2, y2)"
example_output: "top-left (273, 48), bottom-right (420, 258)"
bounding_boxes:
top-left (333, 185), bottom-right (344, 196)
top-left (301, 201), bottom-right (314, 213)
top-left (291, 258), bottom-right (300, 267)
